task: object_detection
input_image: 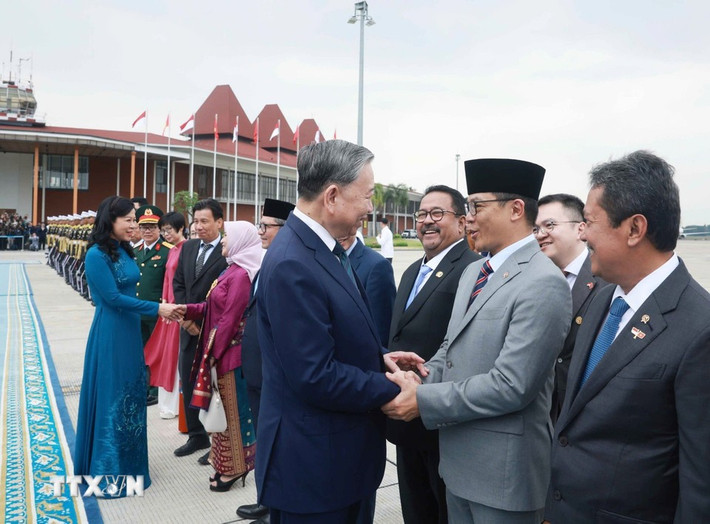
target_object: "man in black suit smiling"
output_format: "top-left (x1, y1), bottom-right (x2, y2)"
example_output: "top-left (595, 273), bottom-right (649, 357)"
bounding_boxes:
top-left (387, 185), bottom-right (480, 524)
top-left (172, 198), bottom-right (228, 458)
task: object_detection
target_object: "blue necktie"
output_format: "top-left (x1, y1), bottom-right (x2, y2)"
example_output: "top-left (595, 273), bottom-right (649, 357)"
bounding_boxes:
top-left (405, 264), bottom-right (432, 309)
top-left (333, 243), bottom-right (357, 288)
top-left (467, 260), bottom-right (494, 309)
top-left (581, 297), bottom-right (630, 385)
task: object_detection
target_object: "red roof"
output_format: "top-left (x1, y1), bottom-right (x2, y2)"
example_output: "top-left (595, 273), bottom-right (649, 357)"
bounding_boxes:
top-left (190, 84), bottom-right (254, 140)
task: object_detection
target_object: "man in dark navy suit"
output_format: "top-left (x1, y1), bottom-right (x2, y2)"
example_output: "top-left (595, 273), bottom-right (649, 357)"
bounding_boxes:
top-left (544, 151), bottom-right (710, 523)
top-left (237, 197), bottom-right (294, 524)
top-left (255, 140), bottom-right (402, 523)
top-left (338, 233), bottom-right (396, 347)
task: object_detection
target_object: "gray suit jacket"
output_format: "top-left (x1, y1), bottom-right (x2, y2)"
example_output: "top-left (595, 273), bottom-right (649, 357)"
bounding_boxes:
top-left (417, 239), bottom-right (572, 512)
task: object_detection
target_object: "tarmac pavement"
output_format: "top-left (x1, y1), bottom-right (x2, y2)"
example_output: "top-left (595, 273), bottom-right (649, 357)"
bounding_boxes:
top-left (5, 238), bottom-right (709, 523)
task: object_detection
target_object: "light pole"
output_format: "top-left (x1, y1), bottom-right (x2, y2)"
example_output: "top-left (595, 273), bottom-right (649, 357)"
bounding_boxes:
top-left (348, 1), bottom-right (375, 146)
top-left (455, 153), bottom-right (461, 192)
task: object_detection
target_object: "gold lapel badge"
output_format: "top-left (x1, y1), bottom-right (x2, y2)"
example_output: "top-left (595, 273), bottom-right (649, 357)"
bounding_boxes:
top-left (503, 272), bottom-right (509, 278)
top-left (435, 271), bottom-right (444, 278)
top-left (641, 314), bottom-right (650, 324)
top-left (575, 316), bottom-right (583, 325)
top-left (631, 326), bottom-right (646, 339)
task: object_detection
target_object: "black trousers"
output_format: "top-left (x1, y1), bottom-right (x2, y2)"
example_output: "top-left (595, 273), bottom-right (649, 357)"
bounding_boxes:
top-left (396, 445), bottom-right (448, 524)
top-left (179, 331), bottom-right (207, 438)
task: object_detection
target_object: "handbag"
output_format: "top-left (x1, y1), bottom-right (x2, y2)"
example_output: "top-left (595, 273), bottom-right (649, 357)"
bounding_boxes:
top-left (198, 367), bottom-right (227, 433)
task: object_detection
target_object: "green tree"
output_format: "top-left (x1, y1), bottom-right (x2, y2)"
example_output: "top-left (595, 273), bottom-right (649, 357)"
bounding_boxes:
top-left (391, 184), bottom-right (409, 232)
top-left (371, 183), bottom-right (386, 236)
top-left (173, 191), bottom-right (200, 222)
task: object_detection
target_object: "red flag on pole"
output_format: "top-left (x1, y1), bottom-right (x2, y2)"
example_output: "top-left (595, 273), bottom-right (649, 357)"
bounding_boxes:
top-left (293, 124), bottom-right (300, 145)
top-left (179, 114), bottom-right (194, 132)
top-left (132, 110), bottom-right (146, 128)
top-left (232, 116), bottom-right (239, 143)
top-left (214, 114), bottom-right (219, 140)
top-left (253, 119), bottom-right (259, 143)
top-left (162, 114), bottom-right (170, 136)
top-left (314, 129), bottom-right (322, 143)
top-left (333, 129), bottom-right (337, 140)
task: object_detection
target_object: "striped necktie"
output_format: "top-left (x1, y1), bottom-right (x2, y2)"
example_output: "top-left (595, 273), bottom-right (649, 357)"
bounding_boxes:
top-left (581, 297), bottom-right (630, 385)
top-left (467, 260), bottom-right (494, 309)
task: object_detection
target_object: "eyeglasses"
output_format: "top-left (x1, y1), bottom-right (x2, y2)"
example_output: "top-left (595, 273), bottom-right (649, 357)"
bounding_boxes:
top-left (160, 227), bottom-right (174, 235)
top-left (464, 198), bottom-right (514, 216)
top-left (532, 220), bottom-right (580, 236)
top-left (412, 208), bottom-right (460, 222)
top-left (139, 224), bottom-right (159, 231)
top-left (257, 222), bottom-right (283, 232)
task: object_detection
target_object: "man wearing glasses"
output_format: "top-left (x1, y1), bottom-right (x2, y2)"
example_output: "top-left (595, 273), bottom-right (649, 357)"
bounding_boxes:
top-left (535, 194), bottom-right (608, 424)
top-left (387, 185), bottom-right (480, 524)
top-left (237, 198), bottom-right (294, 524)
top-left (134, 205), bottom-right (173, 406)
top-left (384, 159), bottom-right (571, 524)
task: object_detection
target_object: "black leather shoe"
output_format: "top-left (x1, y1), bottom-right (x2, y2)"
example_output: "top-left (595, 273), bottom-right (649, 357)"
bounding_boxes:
top-left (174, 436), bottom-right (210, 457)
top-left (237, 503), bottom-right (269, 519)
top-left (146, 395), bottom-right (158, 406)
top-left (197, 451), bottom-right (210, 465)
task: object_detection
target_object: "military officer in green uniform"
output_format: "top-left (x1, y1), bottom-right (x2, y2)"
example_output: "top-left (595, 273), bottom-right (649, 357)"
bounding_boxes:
top-left (134, 205), bottom-right (173, 342)
top-left (135, 205), bottom-right (173, 406)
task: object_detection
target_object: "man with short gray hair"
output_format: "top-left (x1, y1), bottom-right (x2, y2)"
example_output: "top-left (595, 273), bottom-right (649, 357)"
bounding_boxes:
top-left (255, 140), bottom-right (402, 523)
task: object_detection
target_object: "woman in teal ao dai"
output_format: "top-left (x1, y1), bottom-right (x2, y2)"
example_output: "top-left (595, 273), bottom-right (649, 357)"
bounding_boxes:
top-left (74, 196), bottom-right (181, 497)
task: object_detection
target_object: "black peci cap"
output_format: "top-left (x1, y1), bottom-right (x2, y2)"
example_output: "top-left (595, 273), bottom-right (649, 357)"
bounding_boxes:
top-left (464, 158), bottom-right (545, 200)
top-left (262, 198), bottom-right (295, 220)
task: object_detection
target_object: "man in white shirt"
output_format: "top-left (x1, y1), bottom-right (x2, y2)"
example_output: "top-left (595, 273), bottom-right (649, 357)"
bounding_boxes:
top-left (535, 194), bottom-right (608, 423)
top-left (544, 151), bottom-right (710, 523)
top-left (376, 217), bottom-right (394, 263)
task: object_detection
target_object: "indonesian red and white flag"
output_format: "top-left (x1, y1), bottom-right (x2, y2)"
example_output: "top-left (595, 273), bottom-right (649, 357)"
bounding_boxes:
top-left (162, 114), bottom-right (170, 136)
top-left (253, 118), bottom-right (259, 143)
top-left (132, 110), bottom-right (146, 128)
top-left (314, 129), bottom-right (323, 143)
top-left (232, 116), bottom-right (239, 143)
top-left (293, 124), bottom-right (300, 145)
top-left (270, 121), bottom-right (280, 141)
top-left (179, 114), bottom-right (194, 133)
top-left (333, 129), bottom-right (337, 140)
top-left (214, 114), bottom-right (219, 140)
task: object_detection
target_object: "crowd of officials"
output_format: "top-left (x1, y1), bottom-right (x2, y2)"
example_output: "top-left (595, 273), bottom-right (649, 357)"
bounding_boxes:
top-left (0, 211), bottom-right (47, 250)
top-left (51, 139), bottom-right (708, 524)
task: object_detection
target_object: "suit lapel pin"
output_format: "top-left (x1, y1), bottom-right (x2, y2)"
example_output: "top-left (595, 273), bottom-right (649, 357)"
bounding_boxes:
top-left (630, 326), bottom-right (646, 339)
top-left (641, 314), bottom-right (650, 324)
top-left (503, 272), bottom-right (509, 278)
top-left (435, 271), bottom-right (444, 278)
top-left (586, 282), bottom-right (594, 289)
top-left (575, 316), bottom-right (583, 325)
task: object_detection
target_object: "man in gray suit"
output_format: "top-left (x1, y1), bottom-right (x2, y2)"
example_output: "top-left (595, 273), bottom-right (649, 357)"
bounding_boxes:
top-left (535, 193), bottom-right (608, 424)
top-left (544, 151), bottom-right (710, 523)
top-left (384, 158), bottom-right (571, 523)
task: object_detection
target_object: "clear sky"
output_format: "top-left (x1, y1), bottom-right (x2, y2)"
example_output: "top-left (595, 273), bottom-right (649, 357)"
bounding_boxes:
top-left (4, 0), bottom-right (709, 225)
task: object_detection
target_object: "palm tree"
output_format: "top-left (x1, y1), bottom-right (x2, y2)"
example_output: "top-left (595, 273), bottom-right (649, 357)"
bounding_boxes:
top-left (371, 183), bottom-right (386, 236)
top-left (391, 184), bottom-right (409, 232)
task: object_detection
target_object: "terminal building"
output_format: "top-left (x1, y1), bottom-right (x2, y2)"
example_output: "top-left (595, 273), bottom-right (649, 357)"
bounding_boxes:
top-left (0, 81), bottom-right (421, 234)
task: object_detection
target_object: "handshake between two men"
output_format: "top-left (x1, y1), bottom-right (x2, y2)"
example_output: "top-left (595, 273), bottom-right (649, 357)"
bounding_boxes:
top-left (381, 351), bottom-right (429, 422)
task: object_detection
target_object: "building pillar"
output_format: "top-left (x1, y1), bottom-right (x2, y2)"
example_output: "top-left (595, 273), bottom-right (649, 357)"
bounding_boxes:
top-left (116, 157), bottom-right (121, 195)
top-left (32, 145), bottom-right (39, 223)
top-left (72, 147), bottom-right (79, 214)
top-left (130, 151), bottom-right (136, 198)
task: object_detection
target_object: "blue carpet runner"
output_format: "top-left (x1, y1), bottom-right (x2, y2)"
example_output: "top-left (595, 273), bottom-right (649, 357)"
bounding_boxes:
top-left (0, 263), bottom-right (96, 523)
